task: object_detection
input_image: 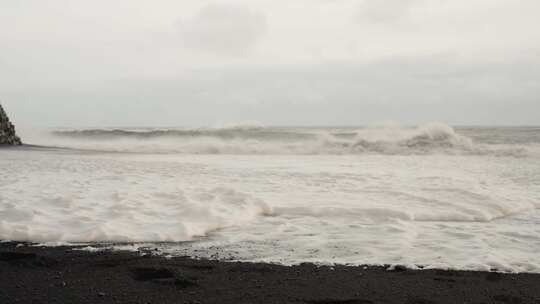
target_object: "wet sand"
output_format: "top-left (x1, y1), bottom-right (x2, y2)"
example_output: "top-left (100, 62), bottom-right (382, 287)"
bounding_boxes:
top-left (1, 241), bottom-right (539, 304)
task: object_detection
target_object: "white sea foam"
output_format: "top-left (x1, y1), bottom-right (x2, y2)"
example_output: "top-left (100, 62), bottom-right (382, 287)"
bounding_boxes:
top-left (0, 154), bottom-right (270, 242)
top-left (2, 125), bottom-right (540, 272)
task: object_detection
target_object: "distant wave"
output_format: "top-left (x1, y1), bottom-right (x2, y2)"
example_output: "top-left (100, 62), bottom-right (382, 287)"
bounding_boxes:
top-left (41, 123), bottom-right (532, 156)
top-left (51, 125), bottom-right (312, 141)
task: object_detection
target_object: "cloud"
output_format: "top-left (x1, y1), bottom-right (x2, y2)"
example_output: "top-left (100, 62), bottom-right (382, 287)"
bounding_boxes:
top-left (356, 0), bottom-right (423, 25)
top-left (177, 3), bottom-right (267, 56)
top-left (1, 0), bottom-right (540, 126)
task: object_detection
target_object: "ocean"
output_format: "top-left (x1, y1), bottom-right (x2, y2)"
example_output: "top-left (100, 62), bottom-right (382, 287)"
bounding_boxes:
top-left (1, 123), bottom-right (539, 272)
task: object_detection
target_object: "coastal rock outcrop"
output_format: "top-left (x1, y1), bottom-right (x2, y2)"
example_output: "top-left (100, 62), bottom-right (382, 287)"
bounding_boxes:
top-left (0, 104), bottom-right (22, 145)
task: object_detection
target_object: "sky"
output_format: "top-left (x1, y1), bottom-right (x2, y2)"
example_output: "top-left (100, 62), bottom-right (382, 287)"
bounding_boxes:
top-left (1, 0), bottom-right (539, 127)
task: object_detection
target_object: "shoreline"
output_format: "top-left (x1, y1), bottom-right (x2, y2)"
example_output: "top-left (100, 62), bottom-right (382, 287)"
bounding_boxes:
top-left (1, 241), bottom-right (539, 303)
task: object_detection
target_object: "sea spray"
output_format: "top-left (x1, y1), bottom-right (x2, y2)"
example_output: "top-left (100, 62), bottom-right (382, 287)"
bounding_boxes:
top-left (21, 123), bottom-right (529, 156)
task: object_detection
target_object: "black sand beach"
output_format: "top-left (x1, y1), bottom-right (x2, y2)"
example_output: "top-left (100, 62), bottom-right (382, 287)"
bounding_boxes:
top-left (1, 242), bottom-right (539, 304)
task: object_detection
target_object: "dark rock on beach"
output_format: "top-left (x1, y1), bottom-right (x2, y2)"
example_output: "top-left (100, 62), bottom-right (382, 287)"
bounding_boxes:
top-left (1, 242), bottom-right (540, 304)
top-left (0, 103), bottom-right (22, 145)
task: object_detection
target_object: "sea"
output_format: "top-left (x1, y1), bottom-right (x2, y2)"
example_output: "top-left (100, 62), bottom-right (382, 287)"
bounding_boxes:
top-left (1, 123), bottom-right (539, 272)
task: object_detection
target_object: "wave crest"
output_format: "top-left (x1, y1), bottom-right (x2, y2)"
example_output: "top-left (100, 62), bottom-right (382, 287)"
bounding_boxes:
top-left (323, 123), bottom-right (473, 154)
top-left (26, 123), bottom-right (529, 156)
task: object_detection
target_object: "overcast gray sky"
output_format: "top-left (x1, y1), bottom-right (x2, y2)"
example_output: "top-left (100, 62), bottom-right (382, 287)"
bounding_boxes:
top-left (1, 0), bottom-right (539, 127)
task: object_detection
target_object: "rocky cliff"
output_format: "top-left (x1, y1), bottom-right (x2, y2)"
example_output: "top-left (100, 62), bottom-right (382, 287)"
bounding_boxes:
top-left (0, 104), bottom-right (22, 145)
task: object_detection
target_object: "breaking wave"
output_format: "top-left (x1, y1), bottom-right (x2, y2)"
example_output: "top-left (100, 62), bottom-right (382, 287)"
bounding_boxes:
top-left (27, 123), bottom-right (532, 156)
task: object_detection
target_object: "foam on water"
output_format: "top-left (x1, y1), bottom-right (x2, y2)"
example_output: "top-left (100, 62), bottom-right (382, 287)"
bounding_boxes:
top-left (0, 155), bottom-right (270, 242)
top-left (2, 124), bottom-right (540, 272)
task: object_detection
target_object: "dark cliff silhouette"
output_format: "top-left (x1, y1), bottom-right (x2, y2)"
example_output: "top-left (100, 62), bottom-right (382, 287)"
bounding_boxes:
top-left (0, 103), bottom-right (22, 145)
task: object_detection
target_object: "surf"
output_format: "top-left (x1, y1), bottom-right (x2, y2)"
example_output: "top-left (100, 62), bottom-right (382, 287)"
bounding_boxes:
top-left (19, 123), bottom-right (533, 157)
